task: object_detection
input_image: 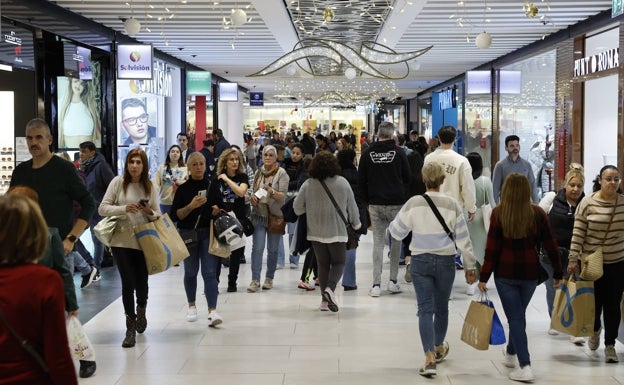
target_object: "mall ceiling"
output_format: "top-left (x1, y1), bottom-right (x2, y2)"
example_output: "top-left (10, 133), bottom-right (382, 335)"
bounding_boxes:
top-left (3, 0), bottom-right (616, 104)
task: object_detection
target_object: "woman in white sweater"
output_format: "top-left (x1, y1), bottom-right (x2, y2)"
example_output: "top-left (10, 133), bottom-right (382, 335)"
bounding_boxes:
top-left (99, 149), bottom-right (160, 348)
top-left (293, 152), bottom-right (361, 312)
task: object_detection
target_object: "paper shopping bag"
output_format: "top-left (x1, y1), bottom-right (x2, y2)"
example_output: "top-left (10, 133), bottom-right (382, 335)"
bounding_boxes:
top-left (67, 316), bottom-right (96, 361)
top-left (134, 214), bottom-right (190, 275)
top-left (208, 220), bottom-right (231, 259)
top-left (461, 300), bottom-right (495, 350)
top-left (550, 276), bottom-right (595, 337)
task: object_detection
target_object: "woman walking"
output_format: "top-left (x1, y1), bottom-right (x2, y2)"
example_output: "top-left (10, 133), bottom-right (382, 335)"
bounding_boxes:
top-left (99, 149), bottom-right (161, 348)
top-left (478, 173), bottom-right (562, 382)
top-left (152, 144), bottom-right (187, 214)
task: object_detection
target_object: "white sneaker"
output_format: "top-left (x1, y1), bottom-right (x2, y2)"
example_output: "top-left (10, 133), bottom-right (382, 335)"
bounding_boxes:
top-left (208, 311), bottom-right (222, 327)
top-left (369, 286), bottom-right (381, 297)
top-left (509, 365), bottom-right (534, 382)
top-left (570, 336), bottom-right (585, 345)
top-left (466, 283), bottom-right (477, 296)
top-left (387, 281), bottom-right (402, 294)
top-left (547, 328), bottom-right (559, 336)
top-left (502, 347), bottom-right (519, 368)
top-left (186, 306), bottom-right (198, 322)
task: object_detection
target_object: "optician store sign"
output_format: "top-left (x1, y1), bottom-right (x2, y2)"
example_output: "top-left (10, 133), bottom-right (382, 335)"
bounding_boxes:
top-left (573, 48), bottom-right (619, 77)
top-left (117, 44), bottom-right (153, 80)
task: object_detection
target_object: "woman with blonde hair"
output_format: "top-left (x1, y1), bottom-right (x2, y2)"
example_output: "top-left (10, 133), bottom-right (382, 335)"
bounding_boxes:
top-left (568, 165), bottom-right (624, 362)
top-left (478, 173), bottom-right (562, 382)
top-left (538, 163), bottom-right (585, 341)
top-left (0, 194), bottom-right (78, 384)
top-left (389, 162), bottom-right (476, 378)
top-left (59, 78), bottom-right (101, 148)
top-left (99, 149), bottom-right (161, 348)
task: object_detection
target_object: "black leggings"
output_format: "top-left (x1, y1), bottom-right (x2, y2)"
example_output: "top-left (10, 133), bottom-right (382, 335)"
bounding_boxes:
top-left (299, 246), bottom-right (318, 282)
top-left (111, 247), bottom-right (149, 318)
top-left (594, 260), bottom-right (624, 345)
top-left (228, 247), bottom-right (245, 285)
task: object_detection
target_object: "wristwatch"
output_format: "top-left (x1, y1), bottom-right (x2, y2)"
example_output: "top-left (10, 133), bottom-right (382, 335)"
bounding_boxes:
top-left (66, 234), bottom-right (78, 243)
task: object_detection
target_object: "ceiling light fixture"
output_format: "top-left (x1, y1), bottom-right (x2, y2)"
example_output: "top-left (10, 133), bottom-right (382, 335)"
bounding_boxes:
top-left (249, 38), bottom-right (432, 80)
top-left (123, 0), bottom-right (141, 36)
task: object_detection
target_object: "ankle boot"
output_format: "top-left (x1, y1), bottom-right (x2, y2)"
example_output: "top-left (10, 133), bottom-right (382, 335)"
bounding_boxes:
top-left (122, 315), bottom-right (136, 348)
top-left (136, 305), bottom-right (147, 334)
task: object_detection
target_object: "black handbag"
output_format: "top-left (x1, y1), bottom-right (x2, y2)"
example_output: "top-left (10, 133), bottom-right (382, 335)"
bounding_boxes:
top-left (178, 182), bottom-right (209, 248)
top-left (319, 180), bottom-right (359, 250)
top-left (239, 216), bottom-right (255, 236)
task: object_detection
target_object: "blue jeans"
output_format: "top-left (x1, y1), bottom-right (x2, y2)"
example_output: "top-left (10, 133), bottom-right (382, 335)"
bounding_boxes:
top-left (277, 234), bottom-right (286, 266)
top-left (342, 248), bottom-right (357, 287)
top-left (541, 247), bottom-right (569, 316)
top-left (183, 227), bottom-right (220, 309)
top-left (251, 222), bottom-right (280, 281)
top-left (64, 251), bottom-right (91, 275)
top-left (160, 204), bottom-right (172, 216)
top-left (411, 253), bottom-right (456, 353)
top-left (495, 277), bottom-right (537, 367)
top-left (287, 222), bottom-right (299, 265)
top-left (89, 214), bottom-right (105, 270)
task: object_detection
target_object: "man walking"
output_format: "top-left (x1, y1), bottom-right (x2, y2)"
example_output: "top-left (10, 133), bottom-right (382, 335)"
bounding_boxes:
top-left (358, 121), bottom-right (411, 297)
top-left (492, 135), bottom-right (539, 203)
top-left (177, 131), bottom-right (195, 162)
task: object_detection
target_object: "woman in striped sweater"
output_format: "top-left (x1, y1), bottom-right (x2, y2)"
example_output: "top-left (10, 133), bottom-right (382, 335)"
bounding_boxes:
top-left (568, 165), bottom-right (624, 363)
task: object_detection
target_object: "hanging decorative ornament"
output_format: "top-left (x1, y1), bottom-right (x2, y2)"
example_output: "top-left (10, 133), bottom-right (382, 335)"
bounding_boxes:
top-left (231, 8), bottom-right (248, 26)
top-left (322, 8), bottom-right (335, 23)
top-left (124, 17), bottom-right (141, 36)
top-left (524, 3), bottom-right (539, 18)
top-left (475, 31), bottom-right (492, 49)
top-left (344, 67), bottom-right (357, 80)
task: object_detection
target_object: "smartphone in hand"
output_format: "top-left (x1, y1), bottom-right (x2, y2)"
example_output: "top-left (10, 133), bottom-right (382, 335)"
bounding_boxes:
top-left (197, 190), bottom-right (207, 198)
top-left (139, 199), bottom-right (149, 206)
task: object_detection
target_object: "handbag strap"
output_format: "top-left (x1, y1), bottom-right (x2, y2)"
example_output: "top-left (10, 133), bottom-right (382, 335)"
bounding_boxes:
top-left (422, 193), bottom-right (454, 241)
top-left (319, 180), bottom-right (349, 227)
top-left (0, 307), bottom-right (49, 373)
top-left (192, 179), bottom-right (213, 230)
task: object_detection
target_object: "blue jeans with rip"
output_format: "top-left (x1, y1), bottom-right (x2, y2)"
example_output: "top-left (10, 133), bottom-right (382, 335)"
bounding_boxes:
top-left (183, 227), bottom-right (220, 309)
top-left (495, 277), bottom-right (537, 368)
top-left (411, 253), bottom-right (456, 353)
top-left (342, 248), bottom-right (357, 287)
top-left (251, 222), bottom-right (280, 281)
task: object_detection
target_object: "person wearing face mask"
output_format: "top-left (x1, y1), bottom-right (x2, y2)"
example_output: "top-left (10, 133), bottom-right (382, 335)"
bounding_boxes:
top-left (152, 145), bottom-right (188, 214)
top-left (538, 163), bottom-right (585, 343)
top-left (568, 165), bottom-right (624, 363)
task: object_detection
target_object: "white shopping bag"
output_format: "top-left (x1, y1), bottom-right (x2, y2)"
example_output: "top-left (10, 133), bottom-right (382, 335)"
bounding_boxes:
top-left (67, 316), bottom-right (96, 361)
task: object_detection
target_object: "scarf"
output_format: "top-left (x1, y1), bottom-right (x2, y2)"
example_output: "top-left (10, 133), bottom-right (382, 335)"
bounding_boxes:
top-left (79, 156), bottom-right (94, 172)
top-left (251, 163), bottom-right (280, 225)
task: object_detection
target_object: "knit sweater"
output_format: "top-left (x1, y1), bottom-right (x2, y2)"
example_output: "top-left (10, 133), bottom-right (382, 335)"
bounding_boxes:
top-left (423, 148), bottom-right (477, 213)
top-left (569, 193), bottom-right (624, 264)
top-left (98, 176), bottom-right (161, 250)
top-left (293, 176), bottom-right (361, 243)
top-left (0, 264), bottom-right (78, 385)
top-left (492, 155), bottom-right (539, 203)
top-left (388, 191), bottom-right (476, 269)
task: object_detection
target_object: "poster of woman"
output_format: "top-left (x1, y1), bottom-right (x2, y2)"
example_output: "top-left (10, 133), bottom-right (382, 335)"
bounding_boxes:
top-left (57, 77), bottom-right (102, 149)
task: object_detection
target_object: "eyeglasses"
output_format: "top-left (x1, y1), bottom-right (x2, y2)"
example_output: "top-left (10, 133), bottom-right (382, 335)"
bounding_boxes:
top-left (602, 177), bottom-right (621, 183)
top-left (123, 113), bottom-right (149, 126)
top-left (263, 153), bottom-right (276, 158)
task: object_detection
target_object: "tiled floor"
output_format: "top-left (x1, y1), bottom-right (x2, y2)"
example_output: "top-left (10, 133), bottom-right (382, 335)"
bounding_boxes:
top-left (77, 233), bottom-right (624, 384)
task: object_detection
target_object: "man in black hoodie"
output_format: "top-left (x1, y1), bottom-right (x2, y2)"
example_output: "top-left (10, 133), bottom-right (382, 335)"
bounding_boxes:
top-left (358, 122), bottom-right (411, 297)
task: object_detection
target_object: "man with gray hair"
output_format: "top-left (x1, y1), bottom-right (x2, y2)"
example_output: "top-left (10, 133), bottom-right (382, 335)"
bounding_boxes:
top-left (358, 121), bottom-right (411, 297)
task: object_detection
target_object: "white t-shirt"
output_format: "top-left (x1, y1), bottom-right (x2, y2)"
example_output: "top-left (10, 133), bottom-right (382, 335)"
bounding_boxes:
top-left (63, 102), bottom-right (94, 136)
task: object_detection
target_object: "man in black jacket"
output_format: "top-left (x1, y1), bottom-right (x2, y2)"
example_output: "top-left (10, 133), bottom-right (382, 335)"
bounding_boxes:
top-left (358, 121), bottom-right (411, 297)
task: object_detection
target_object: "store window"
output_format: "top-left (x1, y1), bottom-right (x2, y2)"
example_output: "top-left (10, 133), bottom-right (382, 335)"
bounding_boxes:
top-left (498, 50), bottom-right (556, 195)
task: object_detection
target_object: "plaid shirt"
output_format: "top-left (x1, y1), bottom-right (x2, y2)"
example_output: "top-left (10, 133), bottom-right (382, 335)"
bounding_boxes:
top-left (480, 205), bottom-right (562, 282)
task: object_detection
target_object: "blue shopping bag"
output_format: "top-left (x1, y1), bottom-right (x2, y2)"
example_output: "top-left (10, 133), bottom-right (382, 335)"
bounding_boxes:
top-left (481, 299), bottom-right (506, 345)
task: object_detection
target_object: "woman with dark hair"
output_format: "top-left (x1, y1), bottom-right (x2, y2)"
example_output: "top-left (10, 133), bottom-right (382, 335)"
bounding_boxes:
top-left (294, 152), bottom-right (361, 312)
top-left (464, 152), bottom-right (495, 295)
top-left (99, 149), bottom-right (161, 348)
top-left (568, 165), bottom-right (624, 362)
top-left (0, 194), bottom-right (79, 385)
top-left (284, 143), bottom-right (306, 268)
top-left (478, 174), bottom-right (561, 382)
top-left (152, 144), bottom-right (188, 214)
top-left (336, 149), bottom-right (365, 291)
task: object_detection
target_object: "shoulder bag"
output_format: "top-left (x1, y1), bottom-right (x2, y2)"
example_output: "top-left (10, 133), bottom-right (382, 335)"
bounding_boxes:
top-left (178, 180), bottom-right (211, 248)
top-left (422, 193), bottom-right (454, 242)
top-left (93, 180), bottom-right (122, 247)
top-left (579, 200), bottom-right (617, 281)
top-left (319, 180), bottom-right (358, 250)
top-left (481, 178), bottom-right (493, 231)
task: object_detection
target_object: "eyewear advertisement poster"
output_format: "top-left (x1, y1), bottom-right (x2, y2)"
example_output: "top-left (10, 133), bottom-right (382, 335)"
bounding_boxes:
top-left (57, 76), bottom-right (102, 149)
top-left (116, 79), bottom-right (165, 177)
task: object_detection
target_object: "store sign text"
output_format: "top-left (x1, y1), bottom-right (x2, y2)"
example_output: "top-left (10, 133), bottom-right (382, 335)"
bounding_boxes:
top-left (132, 60), bottom-right (173, 97)
top-left (574, 48), bottom-right (619, 77)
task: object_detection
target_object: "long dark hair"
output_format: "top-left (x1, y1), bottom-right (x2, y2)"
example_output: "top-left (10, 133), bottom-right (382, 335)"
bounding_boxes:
top-left (123, 149), bottom-right (152, 195)
top-left (593, 165), bottom-right (621, 193)
top-left (466, 152), bottom-right (483, 180)
top-left (165, 144), bottom-right (184, 170)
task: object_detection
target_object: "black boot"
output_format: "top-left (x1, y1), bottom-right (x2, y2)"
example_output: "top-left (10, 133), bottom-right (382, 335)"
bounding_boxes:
top-left (136, 306), bottom-right (147, 334)
top-left (122, 315), bottom-right (136, 348)
top-left (79, 360), bottom-right (97, 378)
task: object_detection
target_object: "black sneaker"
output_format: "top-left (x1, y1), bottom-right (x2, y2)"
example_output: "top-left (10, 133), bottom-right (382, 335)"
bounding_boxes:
top-left (92, 271), bottom-right (101, 282)
top-left (79, 360), bottom-right (96, 378)
top-left (81, 267), bottom-right (98, 288)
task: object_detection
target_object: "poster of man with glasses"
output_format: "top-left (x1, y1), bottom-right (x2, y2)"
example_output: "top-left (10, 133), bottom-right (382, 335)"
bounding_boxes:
top-left (119, 97), bottom-right (157, 145)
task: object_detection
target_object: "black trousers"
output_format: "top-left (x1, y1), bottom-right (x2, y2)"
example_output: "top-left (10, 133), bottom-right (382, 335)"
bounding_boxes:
top-left (111, 247), bottom-right (149, 318)
top-left (594, 260), bottom-right (624, 345)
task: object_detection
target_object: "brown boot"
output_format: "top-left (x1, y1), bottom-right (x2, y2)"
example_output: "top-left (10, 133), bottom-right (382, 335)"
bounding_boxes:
top-left (122, 315), bottom-right (136, 348)
top-left (136, 306), bottom-right (147, 334)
